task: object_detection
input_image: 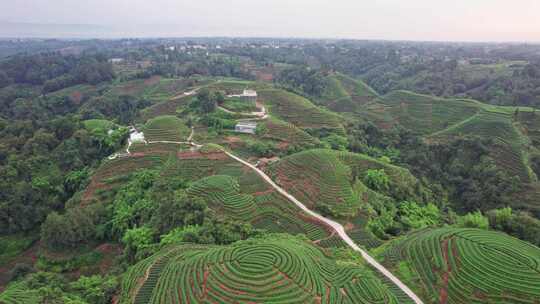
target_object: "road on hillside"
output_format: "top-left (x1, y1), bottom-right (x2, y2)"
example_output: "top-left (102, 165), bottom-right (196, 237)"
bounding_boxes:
top-left (107, 98), bottom-right (423, 303)
top-left (222, 150), bottom-right (425, 304)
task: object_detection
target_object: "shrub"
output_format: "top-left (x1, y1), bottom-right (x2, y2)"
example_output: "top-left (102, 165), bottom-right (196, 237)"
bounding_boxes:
top-left (456, 211), bottom-right (489, 229)
top-left (363, 169), bottom-right (390, 191)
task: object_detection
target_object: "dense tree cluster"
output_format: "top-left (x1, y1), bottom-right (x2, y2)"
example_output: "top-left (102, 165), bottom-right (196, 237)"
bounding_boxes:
top-left (347, 122), bottom-right (520, 214)
top-left (0, 52), bottom-right (114, 92)
top-left (275, 66), bottom-right (327, 97)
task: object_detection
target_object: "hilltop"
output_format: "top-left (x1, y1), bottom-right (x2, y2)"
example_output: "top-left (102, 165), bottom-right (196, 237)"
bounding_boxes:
top-left (376, 228), bottom-right (540, 303)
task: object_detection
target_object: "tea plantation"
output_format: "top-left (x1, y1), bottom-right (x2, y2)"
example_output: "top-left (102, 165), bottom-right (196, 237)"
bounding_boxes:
top-left (120, 235), bottom-right (401, 304)
top-left (378, 228), bottom-right (540, 303)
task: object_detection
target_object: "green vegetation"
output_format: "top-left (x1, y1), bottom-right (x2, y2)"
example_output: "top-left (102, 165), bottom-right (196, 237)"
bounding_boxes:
top-left (143, 115), bottom-right (190, 142)
top-left (121, 234), bottom-right (400, 304)
top-left (0, 234), bottom-right (36, 265)
top-left (258, 89), bottom-right (343, 132)
top-left (2, 39), bottom-right (540, 304)
top-left (221, 96), bottom-right (257, 112)
top-left (82, 119), bottom-right (116, 132)
top-left (379, 228), bottom-right (540, 303)
top-left (0, 272), bottom-right (117, 304)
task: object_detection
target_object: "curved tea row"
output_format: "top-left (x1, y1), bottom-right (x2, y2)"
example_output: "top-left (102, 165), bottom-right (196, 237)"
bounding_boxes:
top-left (380, 228), bottom-right (540, 303)
top-left (121, 235), bottom-right (400, 304)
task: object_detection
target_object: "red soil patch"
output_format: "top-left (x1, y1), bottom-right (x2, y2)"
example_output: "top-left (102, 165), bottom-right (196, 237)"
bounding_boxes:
top-left (252, 189), bottom-right (275, 196)
top-left (177, 150), bottom-right (228, 160)
top-left (144, 75), bottom-right (161, 85)
top-left (223, 136), bottom-right (245, 149)
top-left (439, 238), bottom-right (453, 304)
top-left (70, 91), bottom-right (83, 104)
top-left (257, 72), bottom-right (274, 82)
top-left (224, 136), bottom-right (242, 144)
top-left (95, 243), bottom-right (122, 274)
top-left (343, 222), bottom-right (354, 231)
top-left (277, 142), bottom-right (290, 150)
top-left (0, 241), bottom-right (40, 291)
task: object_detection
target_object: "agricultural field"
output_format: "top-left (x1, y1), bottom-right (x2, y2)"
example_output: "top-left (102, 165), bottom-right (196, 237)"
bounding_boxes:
top-left (143, 115), bottom-right (191, 142)
top-left (221, 96), bottom-right (257, 112)
top-left (120, 234), bottom-right (402, 304)
top-left (361, 90), bottom-right (538, 182)
top-left (81, 153), bottom-right (168, 205)
top-left (258, 118), bottom-right (321, 148)
top-left (377, 228), bottom-right (540, 304)
top-left (187, 175), bottom-right (330, 241)
top-left (0, 281), bottom-right (40, 304)
top-left (82, 119), bottom-right (117, 131)
top-left (44, 83), bottom-right (100, 104)
top-left (105, 76), bottom-right (201, 103)
top-left (258, 89), bottom-right (344, 132)
top-left (203, 79), bottom-right (270, 94)
top-left (139, 95), bottom-right (194, 121)
top-left (268, 149), bottom-right (420, 218)
top-left (316, 73), bottom-right (379, 113)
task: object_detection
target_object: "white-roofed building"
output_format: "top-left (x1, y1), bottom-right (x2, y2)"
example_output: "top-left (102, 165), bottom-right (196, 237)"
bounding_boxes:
top-left (235, 121), bottom-right (257, 134)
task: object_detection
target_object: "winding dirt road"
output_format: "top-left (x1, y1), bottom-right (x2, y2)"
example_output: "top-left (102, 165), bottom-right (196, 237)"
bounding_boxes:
top-left (222, 150), bottom-right (424, 304)
top-left (106, 108), bottom-right (423, 303)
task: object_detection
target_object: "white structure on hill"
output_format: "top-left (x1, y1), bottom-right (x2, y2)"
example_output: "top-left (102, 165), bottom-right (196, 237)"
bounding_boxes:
top-left (129, 127), bottom-right (146, 143)
top-left (228, 89), bottom-right (258, 104)
top-left (235, 121), bottom-right (257, 134)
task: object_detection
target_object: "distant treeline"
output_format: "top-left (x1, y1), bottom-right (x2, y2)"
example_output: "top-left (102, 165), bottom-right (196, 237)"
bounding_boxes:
top-left (0, 52), bottom-right (114, 92)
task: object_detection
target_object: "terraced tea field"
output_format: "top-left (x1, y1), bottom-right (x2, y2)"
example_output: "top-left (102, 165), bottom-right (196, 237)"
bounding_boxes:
top-left (258, 89), bottom-right (344, 132)
top-left (81, 153), bottom-right (168, 204)
top-left (187, 174), bottom-right (330, 241)
top-left (0, 281), bottom-right (40, 304)
top-left (106, 77), bottom-right (196, 102)
top-left (378, 228), bottom-right (540, 304)
top-left (380, 91), bottom-right (480, 136)
top-left (317, 73), bottom-right (379, 112)
top-left (269, 149), bottom-right (420, 217)
top-left (120, 235), bottom-right (402, 304)
top-left (139, 95), bottom-right (193, 121)
top-left (362, 90), bottom-right (538, 182)
top-left (143, 115), bottom-right (191, 142)
top-left (259, 118), bottom-right (320, 148)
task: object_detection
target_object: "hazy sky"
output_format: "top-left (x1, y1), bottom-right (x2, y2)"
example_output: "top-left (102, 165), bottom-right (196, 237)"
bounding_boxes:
top-left (1, 0), bottom-right (539, 42)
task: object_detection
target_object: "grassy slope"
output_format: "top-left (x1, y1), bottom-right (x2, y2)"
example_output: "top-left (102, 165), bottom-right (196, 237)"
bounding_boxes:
top-left (120, 234), bottom-right (402, 304)
top-left (377, 228), bottom-right (540, 304)
top-left (82, 119), bottom-right (116, 131)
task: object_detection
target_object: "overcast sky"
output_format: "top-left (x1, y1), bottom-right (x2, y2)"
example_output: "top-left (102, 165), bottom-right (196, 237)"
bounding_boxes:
top-left (1, 0), bottom-right (539, 42)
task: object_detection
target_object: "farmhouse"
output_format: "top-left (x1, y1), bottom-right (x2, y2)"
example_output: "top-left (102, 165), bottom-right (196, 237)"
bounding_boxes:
top-left (129, 127), bottom-right (146, 143)
top-left (109, 58), bottom-right (124, 64)
top-left (228, 89), bottom-right (258, 105)
top-left (241, 89), bottom-right (257, 103)
top-left (235, 121), bottom-right (257, 134)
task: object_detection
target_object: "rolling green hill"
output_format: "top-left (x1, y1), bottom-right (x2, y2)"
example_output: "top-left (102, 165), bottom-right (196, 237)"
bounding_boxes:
top-left (143, 115), bottom-right (191, 142)
top-left (359, 90), bottom-right (539, 183)
top-left (269, 149), bottom-right (420, 217)
top-left (120, 234), bottom-right (402, 304)
top-left (258, 89), bottom-right (344, 132)
top-left (309, 73), bottom-right (380, 115)
top-left (377, 228), bottom-right (540, 304)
